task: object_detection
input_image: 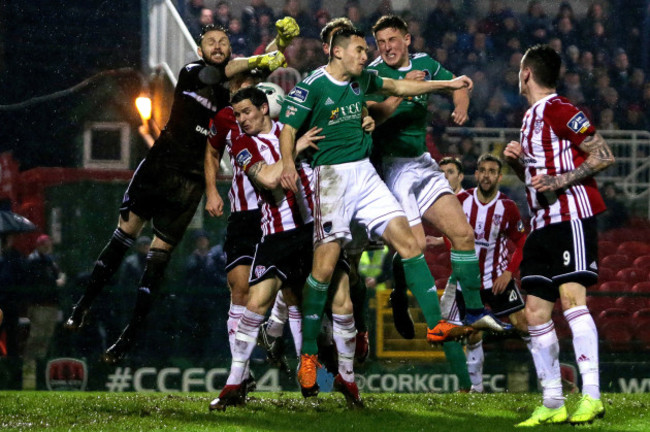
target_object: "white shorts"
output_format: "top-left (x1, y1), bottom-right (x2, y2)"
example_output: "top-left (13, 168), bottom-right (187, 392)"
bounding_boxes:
top-left (313, 158), bottom-right (406, 246)
top-left (382, 153), bottom-right (453, 227)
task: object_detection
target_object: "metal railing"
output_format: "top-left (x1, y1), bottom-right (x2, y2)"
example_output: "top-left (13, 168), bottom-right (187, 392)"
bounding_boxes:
top-left (147, 0), bottom-right (198, 86)
top-left (443, 127), bottom-right (650, 218)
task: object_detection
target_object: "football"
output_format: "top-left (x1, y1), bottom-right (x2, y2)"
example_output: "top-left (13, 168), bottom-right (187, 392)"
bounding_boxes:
top-left (256, 82), bottom-right (285, 120)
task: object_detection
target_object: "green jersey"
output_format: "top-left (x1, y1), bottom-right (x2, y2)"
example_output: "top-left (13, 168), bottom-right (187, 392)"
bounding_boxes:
top-left (367, 53), bottom-right (453, 158)
top-left (280, 66), bottom-right (384, 167)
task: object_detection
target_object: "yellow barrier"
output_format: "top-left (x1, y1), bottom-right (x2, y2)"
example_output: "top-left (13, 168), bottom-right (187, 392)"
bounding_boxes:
top-left (375, 289), bottom-right (447, 360)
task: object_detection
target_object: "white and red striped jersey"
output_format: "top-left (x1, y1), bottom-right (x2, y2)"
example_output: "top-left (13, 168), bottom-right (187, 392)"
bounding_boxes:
top-left (231, 121), bottom-right (314, 236)
top-left (458, 188), bottom-right (527, 290)
top-left (519, 94), bottom-right (605, 231)
top-left (208, 107), bottom-right (259, 213)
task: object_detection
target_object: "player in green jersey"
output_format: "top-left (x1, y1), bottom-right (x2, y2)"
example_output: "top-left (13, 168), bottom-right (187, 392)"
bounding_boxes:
top-left (367, 15), bottom-right (513, 344)
top-left (278, 26), bottom-right (474, 399)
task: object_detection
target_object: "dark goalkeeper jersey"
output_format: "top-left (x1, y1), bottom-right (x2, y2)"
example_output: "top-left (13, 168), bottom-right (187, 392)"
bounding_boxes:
top-left (146, 60), bottom-right (230, 178)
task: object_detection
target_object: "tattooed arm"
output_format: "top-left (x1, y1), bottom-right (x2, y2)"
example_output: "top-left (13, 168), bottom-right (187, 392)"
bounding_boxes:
top-left (248, 126), bottom-right (324, 191)
top-left (247, 161), bottom-right (283, 190)
top-left (531, 133), bottom-right (615, 192)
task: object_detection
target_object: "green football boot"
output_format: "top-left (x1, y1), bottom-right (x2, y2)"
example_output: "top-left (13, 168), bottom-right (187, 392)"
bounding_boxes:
top-left (516, 404), bottom-right (568, 427)
top-left (569, 394), bottom-right (605, 425)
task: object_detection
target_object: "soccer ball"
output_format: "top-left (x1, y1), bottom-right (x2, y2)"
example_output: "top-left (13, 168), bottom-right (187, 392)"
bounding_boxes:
top-left (256, 82), bottom-right (285, 120)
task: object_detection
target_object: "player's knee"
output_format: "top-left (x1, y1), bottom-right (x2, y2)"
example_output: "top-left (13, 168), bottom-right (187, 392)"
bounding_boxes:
top-left (524, 303), bottom-right (550, 326)
top-left (510, 310), bottom-right (528, 333)
top-left (449, 223), bottom-right (475, 250)
top-left (468, 331), bottom-right (483, 345)
top-left (331, 294), bottom-right (353, 315)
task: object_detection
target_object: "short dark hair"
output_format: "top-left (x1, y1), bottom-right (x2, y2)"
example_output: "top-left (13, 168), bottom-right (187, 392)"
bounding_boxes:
top-left (330, 27), bottom-right (366, 57)
top-left (231, 87), bottom-right (268, 109)
top-left (477, 153), bottom-right (503, 172)
top-left (372, 15), bottom-right (408, 35)
top-left (320, 17), bottom-right (353, 44)
top-left (198, 23), bottom-right (229, 44)
top-left (522, 44), bottom-right (562, 89)
top-left (228, 70), bottom-right (263, 95)
top-left (439, 156), bottom-right (463, 173)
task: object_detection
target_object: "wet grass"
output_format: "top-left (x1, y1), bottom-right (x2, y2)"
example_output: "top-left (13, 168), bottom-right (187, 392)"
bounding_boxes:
top-left (0, 391), bottom-right (648, 431)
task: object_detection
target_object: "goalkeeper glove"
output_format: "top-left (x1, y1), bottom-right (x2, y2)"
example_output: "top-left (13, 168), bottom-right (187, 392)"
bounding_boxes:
top-left (248, 51), bottom-right (287, 72)
top-left (275, 16), bottom-right (300, 50)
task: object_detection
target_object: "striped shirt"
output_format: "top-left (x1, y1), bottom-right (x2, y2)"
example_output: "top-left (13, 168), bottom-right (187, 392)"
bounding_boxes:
top-left (519, 94), bottom-right (605, 230)
top-left (458, 188), bottom-right (526, 290)
top-left (231, 121), bottom-right (314, 236)
top-left (208, 107), bottom-right (259, 212)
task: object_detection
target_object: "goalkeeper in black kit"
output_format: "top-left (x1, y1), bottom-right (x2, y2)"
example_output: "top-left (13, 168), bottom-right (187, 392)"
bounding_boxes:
top-left (64, 19), bottom-right (300, 363)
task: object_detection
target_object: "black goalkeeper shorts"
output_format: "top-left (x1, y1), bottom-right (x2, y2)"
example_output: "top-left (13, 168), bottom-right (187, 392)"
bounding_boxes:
top-left (120, 158), bottom-right (204, 246)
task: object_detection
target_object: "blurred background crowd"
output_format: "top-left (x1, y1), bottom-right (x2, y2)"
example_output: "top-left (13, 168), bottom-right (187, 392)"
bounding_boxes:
top-left (181, 0), bottom-right (649, 141)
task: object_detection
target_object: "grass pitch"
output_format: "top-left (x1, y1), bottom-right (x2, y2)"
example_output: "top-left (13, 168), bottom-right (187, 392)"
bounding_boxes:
top-left (1, 391), bottom-right (648, 432)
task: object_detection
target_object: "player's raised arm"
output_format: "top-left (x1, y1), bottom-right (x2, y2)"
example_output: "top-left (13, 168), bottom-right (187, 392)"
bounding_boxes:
top-left (279, 124), bottom-right (300, 192)
top-left (204, 141), bottom-right (224, 217)
top-left (367, 70), bottom-right (425, 125)
top-left (450, 75), bottom-right (470, 125)
top-left (530, 133), bottom-right (615, 192)
top-left (265, 16), bottom-right (300, 53)
top-left (379, 75), bottom-right (473, 98)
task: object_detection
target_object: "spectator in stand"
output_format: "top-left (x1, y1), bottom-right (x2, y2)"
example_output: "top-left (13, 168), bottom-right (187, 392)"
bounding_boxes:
top-left (214, 1), bottom-right (231, 29)
top-left (593, 68), bottom-right (611, 98)
top-left (559, 68), bottom-right (586, 106)
top-left (119, 236), bottom-right (150, 292)
top-left (457, 17), bottom-right (478, 55)
top-left (522, 0), bottom-right (551, 46)
top-left (597, 108), bottom-right (618, 131)
top-left (366, 0), bottom-right (393, 30)
top-left (23, 234), bottom-right (66, 389)
top-left (641, 83), bottom-right (650, 113)
top-left (294, 38), bottom-right (324, 76)
top-left (480, 93), bottom-right (507, 126)
top-left (314, 9), bottom-right (331, 39)
top-left (581, 1), bottom-right (610, 40)
top-left (613, 0), bottom-right (647, 62)
top-left (599, 87), bottom-right (623, 125)
top-left (498, 68), bottom-right (525, 112)
top-left (565, 44), bottom-right (580, 70)
top-left (598, 181), bottom-right (629, 232)
top-left (184, 0), bottom-right (206, 36)
top-left (459, 133), bottom-right (480, 176)
top-left (578, 50), bottom-right (597, 100)
top-left (251, 11), bottom-right (276, 55)
top-left (547, 37), bottom-right (562, 58)
top-left (477, 0), bottom-right (510, 37)
top-left (242, 0), bottom-right (275, 47)
top-left (467, 70), bottom-right (491, 118)
top-left (0, 233), bottom-right (26, 361)
top-left (343, 0), bottom-right (368, 33)
top-left (620, 104), bottom-right (649, 131)
top-left (459, 32), bottom-right (491, 76)
top-left (552, 1), bottom-right (577, 32)
top-left (584, 20), bottom-right (612, 57)
top-left (187, 7), bottom-right (214, 41)
top-left (620, 68), bottom-right (646, 107)
top-left (182, 229), bottom-right (219, 358)
top-left (425, 0), bottom-right (461, 48)
top-left (609, 50), bottom-right (633, 92)
top-left (229, 18), bottom-right (250, 57)
top-left (492, 9), bottom-right (520, 61)
top-left (116, 235), bottom-right (150, 330)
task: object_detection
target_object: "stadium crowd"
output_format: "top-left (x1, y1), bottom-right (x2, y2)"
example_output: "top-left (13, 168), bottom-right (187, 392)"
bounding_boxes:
top-left (182, 0), bottom-right (649, 145)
